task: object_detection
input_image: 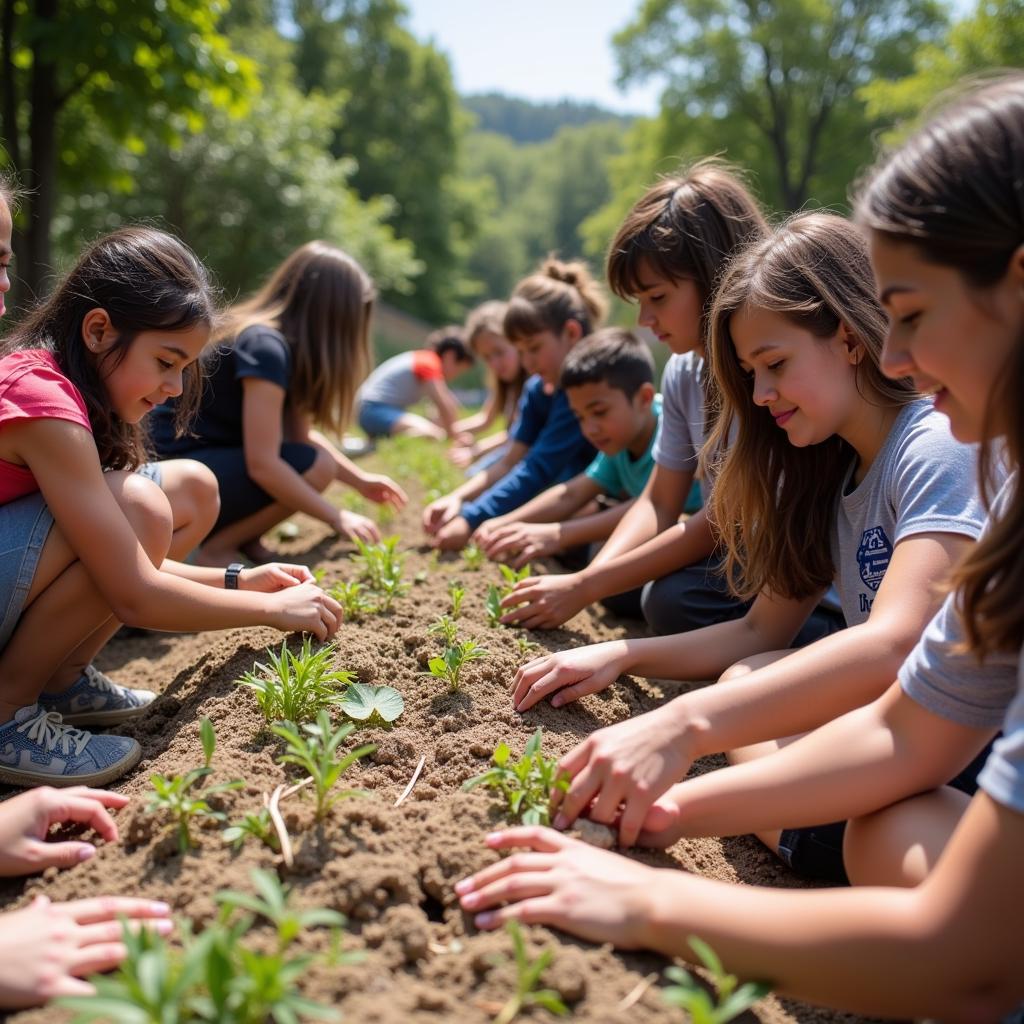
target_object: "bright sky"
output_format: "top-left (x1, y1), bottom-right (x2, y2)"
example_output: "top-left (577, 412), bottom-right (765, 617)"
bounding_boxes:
top-left (404, 0), bottom-right (662, 115)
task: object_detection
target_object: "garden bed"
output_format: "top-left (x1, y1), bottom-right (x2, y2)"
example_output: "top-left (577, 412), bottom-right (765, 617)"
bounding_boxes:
top-left (4, 441), bottom-right (876, 1024)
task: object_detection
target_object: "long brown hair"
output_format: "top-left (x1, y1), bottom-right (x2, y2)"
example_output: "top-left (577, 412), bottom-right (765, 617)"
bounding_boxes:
top-left (217, 241), bottom-right (375, 434)
top-left (704, 213), bottom-right (917, 600)
top-left (857, 74), bottom-right (1024, 658)
top-left (465, 300), bottom-right (526, 417)
top-left (503, 257), bottom-right (608, 342)
top-left (2, 227), bottom-right (214, 469)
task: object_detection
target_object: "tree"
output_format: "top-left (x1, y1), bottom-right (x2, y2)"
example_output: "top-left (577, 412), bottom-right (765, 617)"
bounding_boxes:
top-left (0, 0), bottom-right (255, 304)
top-left (613, 0), bottom-right (947, 210)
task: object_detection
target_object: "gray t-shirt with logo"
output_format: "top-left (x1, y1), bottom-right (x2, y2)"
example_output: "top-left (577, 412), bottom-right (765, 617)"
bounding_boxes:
top-left (652, 352), bottom-right (710, 499)
top-left (832, 399), bottom-right (985, 627)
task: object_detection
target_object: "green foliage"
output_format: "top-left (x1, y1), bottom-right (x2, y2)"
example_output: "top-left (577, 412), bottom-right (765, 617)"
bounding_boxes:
top-left (328, 580), bottom-right (375, 622)
top-left (223, 806), bottom-right (279, 853)
top-left (498, 564), bottom-right (531, 598)
top-left (424, 638), bottom-right (489, 692)
top-left (448, 579), bottom-right (466, 618)
top-left (486, 584), bottom-right (505, 629)
top-left (462, 543), bottom-right (486, 571)
top-left (465, 92), bottom-right (630, 144)
top-left (515, 636), bottom-right (540, 658)
top-left (663, 937), bottom-right (771, 1023)
top-left (374, 436), bottom-right (461, 503)
top-left (337, 682), bottom-right (405, 726)
top-left (199, 716), bottom-right (216, 770)
top-left (428, 613), bottom-right (460, 647)
top-left (272, 712), bottom-right (376, 821)
top-left (237, 638), bottom-right (354, 725)
top-left (349, 536), bottom-right (408, 611)
top-left (493, 920), bottom-right (569, 1024)
top-left (463, 729), bottom-right (568, 827)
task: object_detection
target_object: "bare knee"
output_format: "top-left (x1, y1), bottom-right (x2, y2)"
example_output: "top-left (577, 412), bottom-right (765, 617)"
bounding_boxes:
top-left (105, 472), bottom-right (173, 565)
top-left (174, 460), bottom-right (220, 537)
top-left (303, 447), bottom-right (335, 493)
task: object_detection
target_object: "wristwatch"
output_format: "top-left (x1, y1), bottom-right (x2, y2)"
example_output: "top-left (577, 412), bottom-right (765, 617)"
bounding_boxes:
top-left (225, 562), bottom-right (244, 590)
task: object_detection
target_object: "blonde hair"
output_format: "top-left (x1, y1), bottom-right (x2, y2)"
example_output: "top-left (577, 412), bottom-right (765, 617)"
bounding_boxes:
top-left (503, 257), bottom-right (608, 342)
top-left (704, 213), bottom-right (917, 601)
top-left (466, 299), bottom-right (526, 418)
top-left (217, 241), bottom-right (375, 434)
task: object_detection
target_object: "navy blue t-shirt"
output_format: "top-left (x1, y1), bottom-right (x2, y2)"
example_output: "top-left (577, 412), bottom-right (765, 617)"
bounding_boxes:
top-left (150, 325), bottom-right (291, 455)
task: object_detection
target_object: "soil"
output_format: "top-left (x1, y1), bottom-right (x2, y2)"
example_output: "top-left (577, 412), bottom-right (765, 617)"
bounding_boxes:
top-left (3, 469), bottom-right (882, 1024)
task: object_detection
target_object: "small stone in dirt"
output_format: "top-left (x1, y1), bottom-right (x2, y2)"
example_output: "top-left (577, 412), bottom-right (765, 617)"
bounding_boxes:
top-left (569, 819), bottom-right (616, 849)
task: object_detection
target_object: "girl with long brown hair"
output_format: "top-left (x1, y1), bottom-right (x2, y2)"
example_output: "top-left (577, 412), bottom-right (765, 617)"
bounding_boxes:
top-left (457, 77), bottom-right (1024, 1019)
top-left (151, 241), bottom-right (406, 564)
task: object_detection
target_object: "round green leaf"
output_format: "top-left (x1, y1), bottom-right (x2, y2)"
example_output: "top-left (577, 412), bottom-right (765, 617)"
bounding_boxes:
top-left (339, 682), bottom-right (404, 723)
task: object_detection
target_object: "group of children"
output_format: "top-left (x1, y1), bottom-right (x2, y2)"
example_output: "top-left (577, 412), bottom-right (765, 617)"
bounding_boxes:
top-left (0, 74), bottom-right (1018, 1019)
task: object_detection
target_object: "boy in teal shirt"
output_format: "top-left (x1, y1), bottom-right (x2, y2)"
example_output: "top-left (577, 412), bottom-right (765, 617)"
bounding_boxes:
top-left (475, 328), bottom-right (660, 568)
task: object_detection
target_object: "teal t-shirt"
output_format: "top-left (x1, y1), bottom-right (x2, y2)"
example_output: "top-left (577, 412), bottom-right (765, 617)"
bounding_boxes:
top-left (584, 394), bottom-right (662, 499)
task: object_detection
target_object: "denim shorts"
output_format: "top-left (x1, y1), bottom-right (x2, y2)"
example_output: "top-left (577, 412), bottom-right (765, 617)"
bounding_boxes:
top-left (0, 491), bottom-right (54, 652)
top-left (357, 400), bottom-right (404, 439)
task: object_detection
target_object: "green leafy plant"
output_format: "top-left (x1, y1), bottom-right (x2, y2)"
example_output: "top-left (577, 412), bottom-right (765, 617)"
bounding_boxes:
top-left (376, 568), bottom-right (409, 612)
top-left (327, 579), bottom-right (375, 621)
top-left (377, 501), bottom-right (396, 528)
top-left (498, 563), bottom-right (531, 598)
top-left (272, 711), bottom-right (376, 820)
top-left (463, 728), bottom-right (568, 826)
top-left (223, 806), bottom-right (279, 852)
top-left (428, 613), bottom-right (460, 646)
top-left (515, 636), bottom-right (539, 658)
top-left (423, 637), bottom-right (488, 691)
top-left (486, 584), bottom-right (504, 628)
top-left (350, 535), bottom-right (403, 591)
top-left (338, 682), bottom-right (405, 726)
top-left (237, 638), bottom-right (354, 724)
top-left (663, 937), bottom-right (771, 1023)
top-left (462, 543), bottom-right (485, 570)
top-left (448, 579), bottom-right (466, 618)
top-left (493, 920), bottom-right (568, 1024)
top-left (199, 715), bottom-right (216, 769)
top-left (311, 566), bottom-right (327, 585)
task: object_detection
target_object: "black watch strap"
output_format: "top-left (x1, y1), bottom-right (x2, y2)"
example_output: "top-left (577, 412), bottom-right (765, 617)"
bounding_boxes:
top-left (225, 562), bottom-right (244, 590)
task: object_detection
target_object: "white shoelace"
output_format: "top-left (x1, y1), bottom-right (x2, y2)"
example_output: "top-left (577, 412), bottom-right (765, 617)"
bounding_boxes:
top-left (17, 709), bottom-right (92, 756)
top-left (82, 664), bottom-right (117, 692)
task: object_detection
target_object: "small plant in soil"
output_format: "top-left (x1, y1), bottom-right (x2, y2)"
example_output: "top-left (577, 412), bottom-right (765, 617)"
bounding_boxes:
top-left (492, 920), bottom-right (568, 1024)
top-left (223, 805), bottom-right (279, 852)
top-left (146, 719), bottom-right (243, 853)
top-left (376, 568), bottom-right (409, 612)
top-left (463, 543), bottom-right (485, 570)
top-left (350, 535), bottom-right (403, 591)
top-left (377, 500), bottom-right (396, 528)
top-left (424, 637), bottom-right (488, 691)
top-left (429, 612), bottom-right (460, 646)
top-left (498, 563), bottom-right (531, 598)
top-left (486, 584), bottom-right (504, 628)
top-left (311, 566), bottom-right (327, 585)
top-left (328, 579), bottom-right (375, 621)
top-left (272, 711), bottom-right (376, 820)
top-left (463, 728), bottom-right (568, 826)
top-left (338, 681), bottom-right (405, 726)
top-left (448, 579), bottom-right (466, 618)
top-left (238, 637), bottom-right (354, 724)
top-left (515, 635), bottom-right (539, 658)
top-left (663, 936), bottom-right (770, 1023)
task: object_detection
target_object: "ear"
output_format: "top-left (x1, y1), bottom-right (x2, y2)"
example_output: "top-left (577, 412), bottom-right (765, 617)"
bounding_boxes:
top-left (1009, 242), bottom-right (1024, 299)
top-left (635, 381), bottom-right (656, 409)
top-left (81, 308), bottom-right (114, 354)
top-left (562, 319), bottom-right (584, 344)
top-left (837, 321), bottom-right (864, 365)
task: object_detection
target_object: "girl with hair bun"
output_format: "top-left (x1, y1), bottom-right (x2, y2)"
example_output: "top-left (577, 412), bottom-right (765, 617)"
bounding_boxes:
top-left (422, 257), bottom-right (604, 550)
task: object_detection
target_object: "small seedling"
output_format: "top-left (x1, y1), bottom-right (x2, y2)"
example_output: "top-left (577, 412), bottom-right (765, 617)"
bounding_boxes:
top-left (423, 637), bottom-right (488, 691)
top-left (428, 613), bottom-right (460, 646)
top-left (448, 579), bottom-right (466, 618)
top-left (350, 535), bottom-right (403, 591)
top-left (463, 728), bottom-right (567, 826)
top-left (338, 682), bottom-right (405, 726)
top-left (376, 569), bottom-right (409, 612)
top-left (272, 711), bottom-right (376, 820)
top-left (515, 635), bottom-right (539, 658)
top-left (493, 920), bottom-right (568, 1024)
top-left (463, 543), bottom-right (485, 570)
top-left (498, 563), bottom-right (531, 598)
top-left (237, 637), bottom-right (354, 724)
top-left (223, 806), bottom-right (279, 852)
top-left (328, 579), bottom-right (375, 621)
top-left (199, 715), bottom-right (216, 769)
top-left (311, 566), bottom-right (327, 585)
top-left (486, 584), bottom-right (504, 628)
top-left (663, 937), bottom-right (771, 1023)
top-left (414, 568), bottom-right (429, 585)
top-left (377, 501), bottom-right (396, 528)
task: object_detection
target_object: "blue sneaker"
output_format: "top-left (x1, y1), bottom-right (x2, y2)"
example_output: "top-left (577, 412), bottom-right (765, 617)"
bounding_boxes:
top-left (39, 664), bottom-right (156, 726)
top-left (0, 704), bottom-right (141, 787)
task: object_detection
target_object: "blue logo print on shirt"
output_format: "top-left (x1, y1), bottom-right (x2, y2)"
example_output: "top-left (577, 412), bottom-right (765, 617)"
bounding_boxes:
top-left (857, 526), bottom-right (892, 593)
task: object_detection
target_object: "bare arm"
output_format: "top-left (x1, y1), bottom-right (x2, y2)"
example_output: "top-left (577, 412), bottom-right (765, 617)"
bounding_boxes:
top-left (454, 391), bottom-right (498, 435)
top-left (422, 377), bottom-right (461, 437)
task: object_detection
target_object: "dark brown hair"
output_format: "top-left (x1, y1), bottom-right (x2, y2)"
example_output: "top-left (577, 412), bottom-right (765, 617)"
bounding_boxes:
top-left (504, 257), bottom-right (608, 342)
top-left (704, 213), bottom-right (917, 601)
top-left (217, 241), bottom-right (375, 434)
top-left (607, 158), bottom-right (769, 339)
top-left (856, 74), bottom-right (1024, 657)
top-left (560, 327), bottom-right (654, 397)
top-left (426, 324), bottom-right (473, 364)
top-left (2, 227), bottom-right (215, 469)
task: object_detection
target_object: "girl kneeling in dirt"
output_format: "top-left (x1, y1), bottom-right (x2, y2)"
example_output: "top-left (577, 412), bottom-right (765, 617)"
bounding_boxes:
top-left (149, 242), bottom-right (408, 566)
top-left (0, 217), bottom-right (341, 788)
top-left (458, 75), bottom-right (1024, 1021)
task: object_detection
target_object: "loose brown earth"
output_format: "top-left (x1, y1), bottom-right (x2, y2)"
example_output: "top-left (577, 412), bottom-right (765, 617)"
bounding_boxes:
top-left (3, 469), bottom-right (883, 1024)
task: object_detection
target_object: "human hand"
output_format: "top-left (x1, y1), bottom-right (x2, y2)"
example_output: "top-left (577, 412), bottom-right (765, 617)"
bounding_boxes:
top-left (455, 827), bottom-right (657, 948)
top-left (431, 515), bottom-right (471, 551)
top-left (422, 494), bottom-right (461, 535)
top-left (447, 444), bottom-right (476, 469)
top-left (0, 894), bottom-right (172, 1008)
top-left (550, 705), bottom-right (695, 847)
top-left (267, 581), bottom-right (342, 639)
top-left (511, 641), bottom-right (629, 712)
top-left (357, 473), bottom-right (408, 510)
top-left (336, 509), bottom-right (381, 545)
top-left (499, 572), bottom-right (591, 630)
top-left (479, 521), bottom-right (561, 568)
top-left (239, 562), bottom-right (314, 593)
top-left (0, 787), bottom-right (128, 876)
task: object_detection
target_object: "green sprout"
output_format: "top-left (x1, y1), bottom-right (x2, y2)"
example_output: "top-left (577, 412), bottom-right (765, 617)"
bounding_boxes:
top-left (199, 715), bottom-right (216, 769)
top-left (493, 920), bottom-right (568, 1024)
top-left (498, 563), bottom-right (531, 598)
top-left (663, 937), bottom-right (771, 1023)
top-left (486, 584), bottom-right (504, 628)
top-left (223, 806), bottom-right (279, 853)
top-left (237, 637), bottom-right (354, 724)
top-left (328, 579), bottom-right (375, 621)
top-left (463, 543), bottom-right (485, 570)
top-left (448, 579), bottom-right (466, 618)
top-left (463, 728), bottom-right (568, 826)
top-left (423, 637), bottom-right (488, 691)
top-left (428, 613), bottom-right (460, 647)
top-left (377, 501), bottom-right (396, 528)
top-left (337, 682), bottom-right (405, 726)
top-left (311, 566), bottom-right (327, 585)
top-left (272, 711), bottom-right (376, 821)
top-left (515, 635), bottom-right (539, 658)
top-left (376, 569), bottom-right (408, 612)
